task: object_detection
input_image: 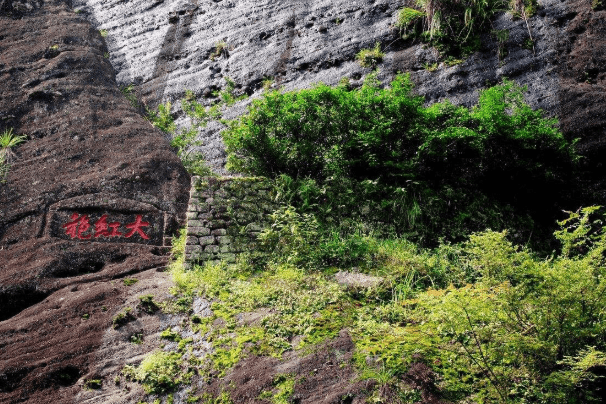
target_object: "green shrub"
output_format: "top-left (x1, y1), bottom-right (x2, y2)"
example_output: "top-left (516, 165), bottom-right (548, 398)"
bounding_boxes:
top-left (356, 42), bottom-right (384, 68)
top-left (408, 222), bottom-right (606, 402)
top-left (122, 351), bottom-right (184, 394)
top-left (223, 74), bottom-right (575, 245)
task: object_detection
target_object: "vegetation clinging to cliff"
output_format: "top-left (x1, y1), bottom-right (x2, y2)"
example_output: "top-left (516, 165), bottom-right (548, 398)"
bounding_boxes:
top-left (397, 0), bottom-right (537, 56)
top-left (223, 74), bottom-right (576, 245)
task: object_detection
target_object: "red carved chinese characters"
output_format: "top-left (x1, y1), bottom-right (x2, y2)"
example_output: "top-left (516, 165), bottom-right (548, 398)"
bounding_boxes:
top-left (125, 215), bottom-right (150, 240)
top-left (62, 213), bottom-right (92, 240)
top-left (93, 214), bottom-right (123, 238)
top-left (62, 213), bottom-right (150, 241)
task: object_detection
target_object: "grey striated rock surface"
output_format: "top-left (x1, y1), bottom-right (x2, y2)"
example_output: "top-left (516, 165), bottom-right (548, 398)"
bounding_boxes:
top-left (74, 0), bottom-right (606, 191)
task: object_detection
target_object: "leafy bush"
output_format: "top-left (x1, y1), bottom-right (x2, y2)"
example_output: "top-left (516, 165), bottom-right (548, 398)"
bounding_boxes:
top-left (123, 351), bottom-right (184, 394)
top-left (223, 74), bottom-right (576, 245)
top-left (356, 42), bottom-right (385, 68)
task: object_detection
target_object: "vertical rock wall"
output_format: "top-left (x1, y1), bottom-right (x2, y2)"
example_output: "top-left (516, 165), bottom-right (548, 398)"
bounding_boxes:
top-left (70, 0), bottom-right (606, 190)
top-left (0, 0), bottom-right (190, 402)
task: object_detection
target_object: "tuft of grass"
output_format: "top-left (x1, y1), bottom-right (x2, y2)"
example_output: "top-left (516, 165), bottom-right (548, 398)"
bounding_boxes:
top-left (397, 0), bottom-right (538, 57)
top-left (492, 29), bottom-right (509, 60)
top-left (397, 7), bottom-right (425, 28)
top-left (210, 41), bottom-right (228, 60)
top-left (84, 379), bottom-right (102, 390)
top-left (112, 307), bottom-right (135, 329)
top-left (262, 76), bottom-right (274, 91)
top-left (99, 29), bottom-right (108, 38)
top-left (123, 278), bottom-right (138, 286)
top-left (138, 294), bottom-right (159, 314)
top-left (122, 350), bottom-right (187, 394)
top-left (423, 62), bottom-right (439, 71)
top-left (130, 332), bottom-right (143, 344)
top-left (258, 374), bottom-right (296, 404)
top-left (356, 42), bottom-right (384, 68)
top-left (120, 84), bottom-right (138, 108)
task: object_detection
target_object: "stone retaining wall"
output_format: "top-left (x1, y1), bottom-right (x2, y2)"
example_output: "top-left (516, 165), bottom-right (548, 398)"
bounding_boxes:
top-left (185, 176), bottom-right (277, 265)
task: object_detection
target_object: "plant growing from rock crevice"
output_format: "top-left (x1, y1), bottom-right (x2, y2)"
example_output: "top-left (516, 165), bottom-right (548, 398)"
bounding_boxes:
top-left (147, 77), bottom-right (245, 176)
top-left (0, 128), bottom-right (26, 183)
top-left (397, 0), bottom-right (537, 57)
top-left (356, 42), bottom-right (385, 68)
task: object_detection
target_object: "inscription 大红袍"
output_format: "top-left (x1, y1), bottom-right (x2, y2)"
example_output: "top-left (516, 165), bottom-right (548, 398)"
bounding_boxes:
top-left (62, 213), bottom-right (151, 240)
top-left (50, 211), bottom-right (164, 245)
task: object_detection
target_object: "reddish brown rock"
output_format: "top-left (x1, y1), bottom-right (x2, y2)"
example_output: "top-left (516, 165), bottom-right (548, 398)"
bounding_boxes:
top-left (556, 1), bottom-right (606, 201)
top-left (0, 0), bottom-right (189, 402)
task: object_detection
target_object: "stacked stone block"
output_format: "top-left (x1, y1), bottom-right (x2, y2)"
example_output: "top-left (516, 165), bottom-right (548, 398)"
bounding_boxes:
top-left (185, 176), bottom-right (277, 266)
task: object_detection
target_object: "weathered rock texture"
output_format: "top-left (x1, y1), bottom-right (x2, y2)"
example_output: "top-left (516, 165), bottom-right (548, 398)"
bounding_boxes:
top-left (185, 176), bottom-right (276, 265)
top-left (1, 0), bottom-right (606, 402)
top-left (0, 0), bottom-right (190, 402)
top-left (73, 0), bottom-right (606, 199)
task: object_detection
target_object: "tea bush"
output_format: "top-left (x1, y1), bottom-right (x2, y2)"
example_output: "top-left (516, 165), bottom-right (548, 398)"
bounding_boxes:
top-left (223, 74), bottom-right (576, 245)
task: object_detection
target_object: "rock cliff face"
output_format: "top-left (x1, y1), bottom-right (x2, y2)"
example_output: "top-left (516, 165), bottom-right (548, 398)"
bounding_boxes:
top-left (73, 0), bottom-right (606, 193)
top-left (0, 0), bottom-right (189, 402)
top-left (0, 0), bottom-right (605, 402)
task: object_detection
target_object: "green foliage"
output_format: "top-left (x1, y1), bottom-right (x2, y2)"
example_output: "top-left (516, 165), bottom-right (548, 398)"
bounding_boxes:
top-left (112, 307), bottom-right (135, 329)
top-left (147, 101), bottom-right (177, 134)
top-left (160, 328), bottom-right (182, 342)
top-left (554, 206), bottom-right (604, 257)
top-left (258, 374), bottom-right (296, 404)
top-left (84, 379), bottom-right (102, 389)
top-left (262, 77), bottom-right (274, 91)
top-left (0, 128), bottom-right (26, 183)
top-left (130, 206), bottom-right (606, 402)
top-left (138, 294), bottom-right (159, 314)
top-left (356, 43), bottom-right (384, 68)
top-left (492, 29), bottom-right (509, 60)
top-left (123, 278), bottom-right (138, 286)
top-left (398, 0), bottom-right (536, 57)
top-left (397, 7), bottom-right (426, 28)
top-left (130, 332), bottom-right (143, 344)
top-left (120, 84), bottom-right (139, 108)
top-left (223, 75), bottom-right (575, 245)
top-left (99, 29), bottom-right (108, 37)
top-left (258, 206), bottom-right (320, 266)
top-left (122, 351), bottom-right (185, 394)
top-left (210, 41), bottom-right (228, 61)
top-left (396, 8), bottom-right (426, 39)
top-left (147, 77), bottom-right (245, 176)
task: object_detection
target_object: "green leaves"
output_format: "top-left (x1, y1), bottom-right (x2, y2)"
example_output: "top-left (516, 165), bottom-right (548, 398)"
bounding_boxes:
top-left (223, 75), bottom-right (576, 244)
top-left (0, 128), bottom-right (27, 183)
